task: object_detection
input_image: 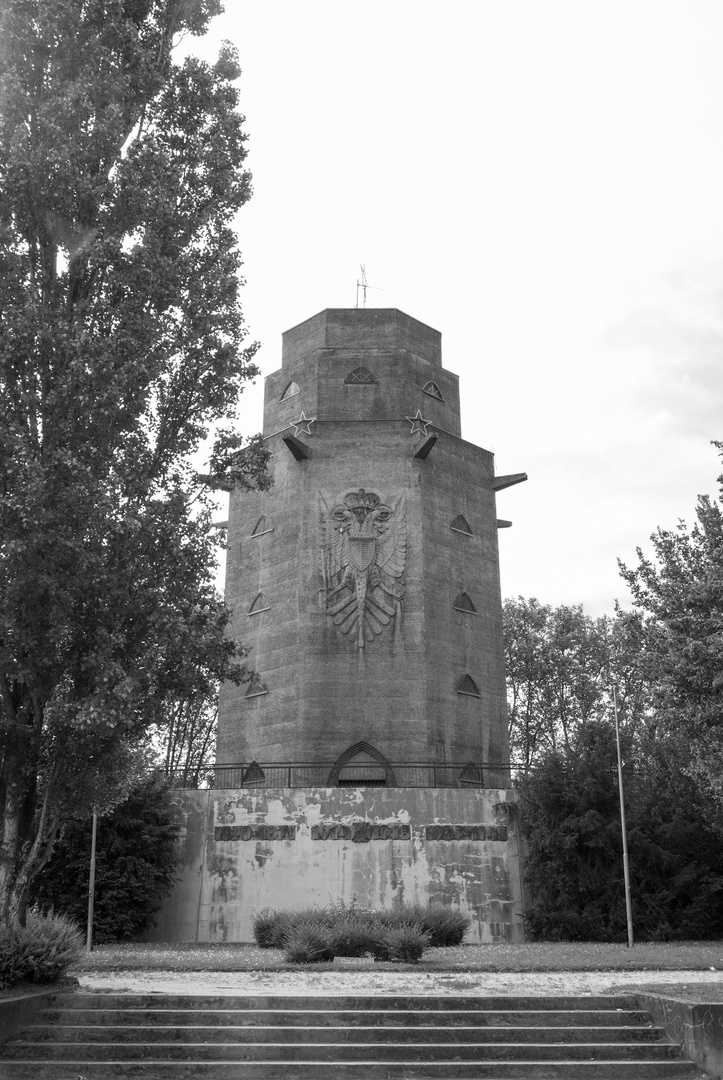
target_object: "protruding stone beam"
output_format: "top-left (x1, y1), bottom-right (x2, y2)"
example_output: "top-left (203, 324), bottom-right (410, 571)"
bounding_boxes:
top-left (283, 435), bottom-right (311, 460)
top-left (492, 472), bottom-right (527, 491)
top-left (413, 435), bottom-right (438, 459)
top-left (496, 519), bottom-right (513, 529)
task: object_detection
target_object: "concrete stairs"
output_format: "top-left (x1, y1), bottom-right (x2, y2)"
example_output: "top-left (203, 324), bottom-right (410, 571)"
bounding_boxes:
top-left (0, 992), bottom-right (708, 1078)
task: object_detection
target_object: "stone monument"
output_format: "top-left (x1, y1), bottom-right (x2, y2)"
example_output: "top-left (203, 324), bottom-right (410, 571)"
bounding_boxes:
top-left (152, 309), bottom-right (528, 943)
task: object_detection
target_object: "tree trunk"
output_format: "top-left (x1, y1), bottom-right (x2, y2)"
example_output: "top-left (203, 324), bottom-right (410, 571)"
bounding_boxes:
top-left (0, 781), bottom-right (26, 929)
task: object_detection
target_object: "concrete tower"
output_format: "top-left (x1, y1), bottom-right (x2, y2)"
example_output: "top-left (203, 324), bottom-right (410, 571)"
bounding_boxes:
top-left (217, 308), bottom-right (525, 787)
top-left (152, 309), bottom-right (528, 944)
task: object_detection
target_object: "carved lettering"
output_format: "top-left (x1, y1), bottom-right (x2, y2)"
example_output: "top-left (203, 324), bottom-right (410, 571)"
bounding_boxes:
top-left (215, 825), bottom-right (295, 842)
top-left (425, 824), bottom-right (508, 842)
top-left (311, 821), bottom-right (411, 841)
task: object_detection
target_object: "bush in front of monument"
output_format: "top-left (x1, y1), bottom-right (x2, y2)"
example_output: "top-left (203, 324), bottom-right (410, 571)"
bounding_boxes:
top-left (0, 909), bottom-right (83, 989)
top-left (371, 925), bottom-right (431, 964)
top-left (253, 902), bottom-right (470, 963)
top-left (284, 923), bottom-right (336, 963)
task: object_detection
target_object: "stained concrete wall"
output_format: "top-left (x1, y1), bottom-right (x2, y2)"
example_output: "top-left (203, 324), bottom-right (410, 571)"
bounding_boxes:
top-left (149, 787), bottom-right (525, 945)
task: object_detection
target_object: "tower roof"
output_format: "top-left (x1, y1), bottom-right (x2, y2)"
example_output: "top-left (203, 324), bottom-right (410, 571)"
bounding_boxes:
top-left (281, 308), bottom-right (442, 367)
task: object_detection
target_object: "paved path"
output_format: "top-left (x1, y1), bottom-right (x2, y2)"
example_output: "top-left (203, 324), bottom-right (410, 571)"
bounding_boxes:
top-left (78, 968), bottom-right (723, 997)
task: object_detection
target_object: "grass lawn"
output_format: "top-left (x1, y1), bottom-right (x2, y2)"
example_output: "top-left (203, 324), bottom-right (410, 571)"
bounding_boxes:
top-left (73, 940), bottom-right (723, 973)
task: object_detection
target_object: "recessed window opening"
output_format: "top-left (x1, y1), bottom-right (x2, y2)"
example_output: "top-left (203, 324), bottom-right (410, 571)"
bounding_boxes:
top-left (344, 366), bottom-right (378, 385)
top-left (450, 515), bottom-right (473, 535)
top-left (280, 381), bottom-right (300, 400)
top-left (423, 380), bottom-right (444, 401)
top-left (453, 592), bottom-right (478, 615)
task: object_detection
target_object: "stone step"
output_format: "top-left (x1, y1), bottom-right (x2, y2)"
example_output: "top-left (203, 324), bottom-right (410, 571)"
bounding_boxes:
top-left (0, 1059), bottom-right (704, 1079)
top-left (21, 1022), bottom-right (667, 1044)
top-left (55, 993), bottom-right (642, 1011)
top-left (0, 992), bottom-right (704, 1079)
top-left (1, 1038), bottom-right (685, 1061)
top-left (34, 1007), bottom-right (656, 1029)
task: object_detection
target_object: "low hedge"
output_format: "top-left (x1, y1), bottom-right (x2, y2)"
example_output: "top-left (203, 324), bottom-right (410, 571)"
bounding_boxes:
top-left (0, 908), bottom-right (84, 989)
top-left (252, 902), bottom-right (469, 963)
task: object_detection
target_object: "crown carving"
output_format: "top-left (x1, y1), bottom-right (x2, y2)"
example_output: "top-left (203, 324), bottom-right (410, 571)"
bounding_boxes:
top-left (343, 489), bottom-right (380, 514)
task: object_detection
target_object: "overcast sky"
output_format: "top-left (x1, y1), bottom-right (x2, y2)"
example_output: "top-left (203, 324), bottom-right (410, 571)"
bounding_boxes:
top-left (187, 1), bottom-right (723, 616)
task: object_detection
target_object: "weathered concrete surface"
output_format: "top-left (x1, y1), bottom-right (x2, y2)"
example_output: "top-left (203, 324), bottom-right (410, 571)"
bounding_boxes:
top-left (217, 308), bottom-right (519, 784)
top-left (639, 993), bottom-right (723, 1078)
top-left (149, 787), bottom-right (525, 945)
top-left (0, 990), bottom-right (57, 1046)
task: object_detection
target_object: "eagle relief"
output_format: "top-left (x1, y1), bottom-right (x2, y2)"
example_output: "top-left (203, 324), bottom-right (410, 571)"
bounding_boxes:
top-left (320, 489), bottom-right (406, 648)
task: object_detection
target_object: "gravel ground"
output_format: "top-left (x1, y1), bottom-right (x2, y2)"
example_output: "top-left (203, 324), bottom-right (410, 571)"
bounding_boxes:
top-left (78, 967), bottom-right (723, 999)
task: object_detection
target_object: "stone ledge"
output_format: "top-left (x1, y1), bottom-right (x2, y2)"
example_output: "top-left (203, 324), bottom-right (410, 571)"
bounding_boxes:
top-left (638, 992), bottom-right (723, 1078)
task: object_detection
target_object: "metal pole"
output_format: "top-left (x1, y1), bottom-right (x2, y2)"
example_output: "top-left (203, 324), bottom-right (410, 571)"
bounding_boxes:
top-left (612, 686), bottom-right (634, 948)
top-left (86, 808), bottom-right (98, 952)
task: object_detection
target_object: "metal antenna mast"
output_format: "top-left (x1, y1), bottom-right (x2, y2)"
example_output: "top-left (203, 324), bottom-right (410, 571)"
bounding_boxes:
top-left (355, 264), bottom-right (384, 308)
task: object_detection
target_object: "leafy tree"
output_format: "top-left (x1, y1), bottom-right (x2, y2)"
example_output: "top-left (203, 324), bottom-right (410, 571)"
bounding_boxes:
top-left (155, 690), bottom-right (218, 787)
top-left (0, 0), bottom-right (269, 927)
top-left (519, 721), bottom-right (723, 941)
top-left (503, 599), bottom-right (655, 773)
top-left (619, 444), bottom-right (723, 822)
top-left (31, 774), bottom-right (179, 942)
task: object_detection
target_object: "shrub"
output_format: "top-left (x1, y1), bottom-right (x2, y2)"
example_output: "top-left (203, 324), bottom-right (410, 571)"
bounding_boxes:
top-left (252, 902), bottom-right (467, 959)
top-left (329, 922), bottom-right (376, 957)
top-left (417, 905), bottom-right (471, 946)
top-left (284, 924), bottom-right (335, 963)
top-left (252, 910), bottom-right (286, 948)
top-left (0, 908), bottom-right (84, 989)
top-left (374, 924), bottom-right (430, 964)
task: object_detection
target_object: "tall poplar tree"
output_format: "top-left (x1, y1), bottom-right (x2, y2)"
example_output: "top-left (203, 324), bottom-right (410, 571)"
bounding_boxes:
top-left (0, 0), bottom-right (267, 926)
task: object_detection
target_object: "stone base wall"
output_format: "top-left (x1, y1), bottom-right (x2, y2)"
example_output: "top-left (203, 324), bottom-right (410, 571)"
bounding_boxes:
top-left (149, 787), bottom-right (525, 944)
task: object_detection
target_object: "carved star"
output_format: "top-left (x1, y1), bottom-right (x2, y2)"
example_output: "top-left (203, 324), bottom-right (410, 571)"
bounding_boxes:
top-left (406, 409), bottom-right (433, 437)
top-left (290, 411), bottom-right (316, 437)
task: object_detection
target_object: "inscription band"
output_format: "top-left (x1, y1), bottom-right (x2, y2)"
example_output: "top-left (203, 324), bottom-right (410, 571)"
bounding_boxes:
top-left (215, 825), bottom-right (296, 842)
top-left (312, 823), bottom-right (411, 842)
top-left (425, 824), bottom-right (508, 841)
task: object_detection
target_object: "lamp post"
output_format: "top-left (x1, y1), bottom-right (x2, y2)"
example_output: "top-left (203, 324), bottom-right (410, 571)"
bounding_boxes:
top-left (86, 808), bottom-right (98, 952)
top-left (612, 685), bottom-right (634, 948)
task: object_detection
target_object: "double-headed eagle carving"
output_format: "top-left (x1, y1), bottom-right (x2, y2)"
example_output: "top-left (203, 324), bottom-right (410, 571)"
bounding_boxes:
top-left (321, 489), bottom-right (406, 648)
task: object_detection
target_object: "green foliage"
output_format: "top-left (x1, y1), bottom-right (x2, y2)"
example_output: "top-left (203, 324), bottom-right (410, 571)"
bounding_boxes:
top-left (0, 908), bottom-right (83, 988)
top-left (373, 924), bottom-right (430, 964)
top-left (30, 775), bottom-right (179, 942)
top-left (619, 444), bottom-right (723, 823)
top-left (253, 902), bottom-right (463, 961)
top-left (503, 599), bottom-right (657, 775)
top-left (413, 904), bottom-right (471, 946)
top-left (0, 0), bottom-right (268, 925)
top-left (519, 721), bottom-right (723, 941)
top-left (329, 922), bottom-right (379, 958)
top-left (251, 911), bottom-right (285, 949)
top-left (284, 924), bottom-right (335, 964)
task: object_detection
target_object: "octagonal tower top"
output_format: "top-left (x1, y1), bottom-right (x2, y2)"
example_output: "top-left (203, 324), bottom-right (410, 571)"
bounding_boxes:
top-left (264, 308), bottom-right (461, 437)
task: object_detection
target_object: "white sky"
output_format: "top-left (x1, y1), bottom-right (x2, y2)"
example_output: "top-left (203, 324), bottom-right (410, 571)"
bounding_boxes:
top-left (186, 1), bottom-right (723, 616)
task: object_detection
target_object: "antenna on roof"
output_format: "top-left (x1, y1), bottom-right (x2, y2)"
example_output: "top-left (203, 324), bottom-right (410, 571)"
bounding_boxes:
top-left (355, 264), bottom-right (384, 308)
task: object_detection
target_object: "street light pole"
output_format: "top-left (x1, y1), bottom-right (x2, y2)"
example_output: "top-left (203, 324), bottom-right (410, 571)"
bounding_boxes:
top-left (86, 808), bottom-right (98, 952)
top-left (612, 685), bottom-right (634, 948)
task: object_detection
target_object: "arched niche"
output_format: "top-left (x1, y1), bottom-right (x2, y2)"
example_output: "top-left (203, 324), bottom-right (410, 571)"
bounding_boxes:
top-left (242, 761), bottom-right (266, 786)
top-left (423, 380), bottom-right (444, 401)
top-left (279, 381), bottom-right (300, 401)
top-left (453, 591), bottom-right (478, 615)
top-left (251, 515), bottom-right (273, 538)
top-left (327, 741), bottom-right (396, 787)
top-left (450, 514), bottom-right (473, 536)
top-left (456, 674), bottom-right (481, 698)
top-left (344, 366), bottom-right (378, 385)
